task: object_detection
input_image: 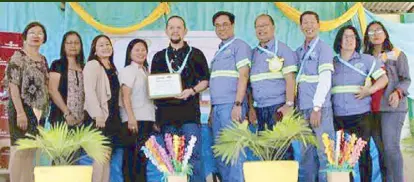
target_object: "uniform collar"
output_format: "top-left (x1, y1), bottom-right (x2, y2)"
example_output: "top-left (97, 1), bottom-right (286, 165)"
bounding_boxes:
top-left (300, 36), bottom-right (319, 51)
top-left (168, 41), bottom-right (189, 53)
top-left (219, 35), bottom-right (235, 49)
top-left (259, 37), bottom-right (275, 49)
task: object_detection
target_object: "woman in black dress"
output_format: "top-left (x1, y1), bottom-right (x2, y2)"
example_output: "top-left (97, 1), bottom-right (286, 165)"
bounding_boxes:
top-left (83, 34), bottom-right (122, 182)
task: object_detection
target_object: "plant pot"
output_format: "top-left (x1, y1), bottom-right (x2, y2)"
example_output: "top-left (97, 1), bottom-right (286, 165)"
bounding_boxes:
top-left (243, 160), bottom-right (298, 182)
top-left (34, 165), bottom-right (93, 182)
top-left (167, 175), bottom-right (187, 182)
top-left (327, 172), bottom-right (350, 182)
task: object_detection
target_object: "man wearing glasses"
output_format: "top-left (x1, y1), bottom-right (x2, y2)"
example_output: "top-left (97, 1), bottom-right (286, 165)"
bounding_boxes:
top-left (250, 14), bottom-right (297, 159)
top-left (209, 11), bottom-right (251, 182)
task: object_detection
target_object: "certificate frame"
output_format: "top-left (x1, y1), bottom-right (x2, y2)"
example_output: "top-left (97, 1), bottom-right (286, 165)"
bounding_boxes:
top-left (147, 73), bottom-right (183, 99)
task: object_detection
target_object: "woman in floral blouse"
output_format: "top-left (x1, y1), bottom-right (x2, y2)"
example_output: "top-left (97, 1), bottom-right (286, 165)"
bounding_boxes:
top-left (48, 31), bottom-right (85, 127)
top-left (5, 21), bottom-right (49, 182)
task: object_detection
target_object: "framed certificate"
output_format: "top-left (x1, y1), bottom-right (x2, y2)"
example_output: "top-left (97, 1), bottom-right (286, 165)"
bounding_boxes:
top-left (147, 73), bottom-right (183, 99)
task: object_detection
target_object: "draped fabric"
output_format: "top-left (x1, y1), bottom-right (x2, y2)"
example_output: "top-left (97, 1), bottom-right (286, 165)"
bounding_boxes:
top-left (1, 2), bottom-right (413, 181)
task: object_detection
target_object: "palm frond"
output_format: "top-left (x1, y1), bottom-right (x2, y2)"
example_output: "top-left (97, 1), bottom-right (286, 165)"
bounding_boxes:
top-left (213, 111), bottom-right (317, 165)
top-left (16, 122), bottom-right (110, 165)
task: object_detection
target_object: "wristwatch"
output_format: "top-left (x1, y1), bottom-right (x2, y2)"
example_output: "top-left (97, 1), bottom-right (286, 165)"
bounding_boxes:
top-left (286, 101), bottom-right (294, 107)
top-left (313, 106), bottom-right (321, 112)
top-left (234, 101), bottom-right (242, 107)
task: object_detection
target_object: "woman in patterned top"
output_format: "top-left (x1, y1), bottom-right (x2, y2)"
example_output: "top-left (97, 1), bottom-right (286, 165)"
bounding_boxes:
top-left (5, 21), bottom-right (49, 182)
top-left (48, 31), bottom-right (85, 127)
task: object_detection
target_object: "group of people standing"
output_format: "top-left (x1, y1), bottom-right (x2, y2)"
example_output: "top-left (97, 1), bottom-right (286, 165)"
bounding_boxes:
top-left (4, 9), bottom-right (409, 182)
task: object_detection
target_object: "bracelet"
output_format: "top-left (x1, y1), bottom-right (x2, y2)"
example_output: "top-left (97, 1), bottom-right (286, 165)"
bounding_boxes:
top-left (191, 87), bottom-right (197, 94)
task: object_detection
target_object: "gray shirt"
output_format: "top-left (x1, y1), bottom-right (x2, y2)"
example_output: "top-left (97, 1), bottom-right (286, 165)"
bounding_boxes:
top-left (377, 48), bottom-right (411, 112)
top-left (119, 62), bottom-right (155, 122)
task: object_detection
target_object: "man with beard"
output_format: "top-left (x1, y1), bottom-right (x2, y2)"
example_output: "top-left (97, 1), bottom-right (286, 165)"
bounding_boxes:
top-left (295, 11), bottom-right (335, 182)
top-left (209, 11), bottom-right (252, 182)
top-left (150, 15), bottom-right (210, 182)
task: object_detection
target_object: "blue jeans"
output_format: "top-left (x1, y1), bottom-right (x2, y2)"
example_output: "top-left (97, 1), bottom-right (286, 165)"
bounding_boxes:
top-left (381, 112), bottom-right (406, 182)
top-left (256, 103), bottom-right (294, 160)
top-left (212, 103), bottom-right (247, 182)
top-left (161, 123), bottom-right (204, 182)
top-left (299, 107), bottom-right (335, 182)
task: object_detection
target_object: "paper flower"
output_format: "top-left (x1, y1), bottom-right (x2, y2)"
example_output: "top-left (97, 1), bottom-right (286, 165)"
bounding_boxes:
top-left (141, 146), bottom-right (164, 172)
top-left (141, 134), bottom-right (197, 177)
top-left (165, 133), bottom-right (175, 158)
top-left (349, 138), bottom-right (367, 166)
top-left (173, 135), bottom-right (180, 160)
top-left (145, 140), bottom-right (164, 167)
top-left (322, 132), bottom-right (367, 172)
top-left (150, 136), bottom-right (174, 174)
top-left (182, 136), bottom-right (197, 168)
top-left (334, 130), bottom-right (342, 165)
top-left (322, 133), bottom-right (334, 164)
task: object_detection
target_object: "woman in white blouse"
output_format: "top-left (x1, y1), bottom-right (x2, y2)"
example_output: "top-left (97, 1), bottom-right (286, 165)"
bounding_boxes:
top-left (119, 39), bottom-right (156, 182)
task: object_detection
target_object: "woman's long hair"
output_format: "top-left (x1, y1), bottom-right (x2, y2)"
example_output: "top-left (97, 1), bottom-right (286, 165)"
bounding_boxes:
top-left (363, 21), bottom-right (394, 55)
top-left (87, 34), bottom-right (116, 71)
top-left (124, 38), bottom-right (149, 68)
top-left (60, 31), bottom-right (85, 69)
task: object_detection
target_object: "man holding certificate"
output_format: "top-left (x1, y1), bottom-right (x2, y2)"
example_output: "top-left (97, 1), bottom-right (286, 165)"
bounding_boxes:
top-left (150, 15), bottom-right (210, 182)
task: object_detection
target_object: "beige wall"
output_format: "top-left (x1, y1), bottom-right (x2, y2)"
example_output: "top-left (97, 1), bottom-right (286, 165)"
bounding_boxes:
top-left (375, 14), bottom-right (401, 23)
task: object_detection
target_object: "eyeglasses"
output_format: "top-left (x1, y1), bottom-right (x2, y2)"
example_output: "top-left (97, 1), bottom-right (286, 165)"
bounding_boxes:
top-left (215, 23), bottom-right (232, 30)
top-left (367, 29), bottom-right (384, 36)
top-left (65, 41), bottom-right (81, 45)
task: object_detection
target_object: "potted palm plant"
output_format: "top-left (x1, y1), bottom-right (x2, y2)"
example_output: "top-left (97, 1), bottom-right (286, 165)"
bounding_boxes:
top-left (213, 111), bottom-right (317, 182)
top-left (16, 122), bottom-right (111, 182)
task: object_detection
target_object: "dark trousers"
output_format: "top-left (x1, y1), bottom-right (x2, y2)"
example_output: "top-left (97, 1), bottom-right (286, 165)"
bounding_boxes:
top-left (334, 112), bottom-right (372, 182)
top-left (371, 113), bottom-right (387, 182)
top-left (122, 121), bottom-right (155, 182)
top-left (255, 103), bottom-right (294, 160)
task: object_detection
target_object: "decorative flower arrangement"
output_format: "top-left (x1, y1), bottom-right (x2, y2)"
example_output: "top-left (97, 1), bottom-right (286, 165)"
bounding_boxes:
top-left (322, 130), bottom-right (368, 172)
top-left (141, 134), bottom-right (197, 180)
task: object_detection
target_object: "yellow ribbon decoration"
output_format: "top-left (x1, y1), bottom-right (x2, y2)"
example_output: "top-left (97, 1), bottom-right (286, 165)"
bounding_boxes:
top-left (69, 2), bottom-right (367, 36)
top-left (68, 2), bottom-right (170, 34)
top-left (274, 2), bottom-right (367, 33)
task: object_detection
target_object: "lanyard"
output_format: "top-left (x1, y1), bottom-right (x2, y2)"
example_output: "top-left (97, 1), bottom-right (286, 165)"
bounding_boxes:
top-left (336, 55), bottom-right (367, 76)
top-left (212, 37), bottom-right (237, 62)
top-left (336, 55), bottom-right (376, 79)
top-left (296, 37), bottom-right (320, 83)
top-left (165, 46), bottom-right (193, 74)
top-left (256, 39), bottom-right (278, 58)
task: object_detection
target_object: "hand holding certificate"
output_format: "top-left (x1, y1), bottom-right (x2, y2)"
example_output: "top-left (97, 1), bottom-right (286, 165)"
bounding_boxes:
top-left (148, 73), bottom-right (183, 99)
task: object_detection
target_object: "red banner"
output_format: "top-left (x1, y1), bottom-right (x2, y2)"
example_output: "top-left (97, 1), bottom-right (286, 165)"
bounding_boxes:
top-left (0, 32), bottom-right (23, 169)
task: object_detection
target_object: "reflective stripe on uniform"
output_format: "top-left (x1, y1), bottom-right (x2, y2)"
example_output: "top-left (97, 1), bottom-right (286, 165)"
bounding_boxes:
top-left (372, 69), bottom-right (386, 80)
top-left (282, 65), bottom-right (298, 75)
top-left (318, 63), bottom-right (334, 74)
top-left (250, 72), bottom-right (284, 82)
top-left (297, 74), bottom-right (319, 83)
top-left (236, 58), bottom-right (251, 69)
top-left (331, 85), bottom-right (360, 94)
top-left (211, 70), bottom-right (239, 78)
